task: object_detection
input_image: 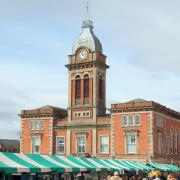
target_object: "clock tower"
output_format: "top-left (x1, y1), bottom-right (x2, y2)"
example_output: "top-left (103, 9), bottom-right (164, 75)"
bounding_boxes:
top-left (66, 20), bottom-right (109, 122)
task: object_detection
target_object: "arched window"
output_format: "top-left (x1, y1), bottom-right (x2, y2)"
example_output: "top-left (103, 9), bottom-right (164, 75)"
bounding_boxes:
top-left (83, 74), bottom-right (89, 104)
top-left (75, 75), bottom-right (81, 105)
top-left (122, 116), bottom-right (128, 126)
top-left (134, 115), bottom-right (140, 125)
top-left (128, 116), bottom-right (134, 126)
top-left (99, 75), bottom-right (103, 99)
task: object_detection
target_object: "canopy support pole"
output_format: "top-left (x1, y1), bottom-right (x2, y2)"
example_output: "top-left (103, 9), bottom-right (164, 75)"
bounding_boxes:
top-left (70, 173), bottom-right (74, 180)
top-left (97, 172), bottom-right (100, 180)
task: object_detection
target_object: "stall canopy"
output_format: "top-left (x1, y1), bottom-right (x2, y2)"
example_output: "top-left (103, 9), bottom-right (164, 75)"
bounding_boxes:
top-left (0, 152), bottom-right (95, 174)
top-left (147, 163), bottom-right (180, 172)
top-left (0, 152), bottom-right (179, 174)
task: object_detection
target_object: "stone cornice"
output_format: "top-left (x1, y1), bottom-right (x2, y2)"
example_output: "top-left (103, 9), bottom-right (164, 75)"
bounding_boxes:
top-left (54, 122), bottom-right (111, 129)
top-left (65, 61), bottom-right (109, 71)
top-left (111, 101), bottom-right (180, 120)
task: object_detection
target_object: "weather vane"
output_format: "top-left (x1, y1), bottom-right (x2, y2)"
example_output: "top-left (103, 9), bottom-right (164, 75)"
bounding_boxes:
top-left (85, 0), bottom-right (91, 20)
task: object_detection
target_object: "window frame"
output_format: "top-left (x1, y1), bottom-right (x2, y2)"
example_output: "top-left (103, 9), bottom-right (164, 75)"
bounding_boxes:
top-left (125, 132), bottom-right (137, 154)
top-left (99, 135), bottom-right (110, 154)
top-left (128, 116), bottom-right (134, 126)
top-left (31, 136), bottom-right (41, 154)
top-left (76, 134), bottom-right (86, 154)
top-left (29, 120), bottom-right (44, 130)
top-left (158, 132), bottom-right (163, 154)
top-left (122, 116), bottom-right (128, 126)
top-left (134, 115), bottom-right (140, 126)
top-left (56, 136), bottom-right (65, 154)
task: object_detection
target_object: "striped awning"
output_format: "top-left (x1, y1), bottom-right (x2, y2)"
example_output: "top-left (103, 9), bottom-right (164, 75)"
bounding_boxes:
top-left (112, 160), bottom-right (151, 172)
top-left (1, 152), bottom-right (178, 174)
top-left (147, 162), bottom-right (180, 172)
top-left (0, 152), bottom-right (91, 173)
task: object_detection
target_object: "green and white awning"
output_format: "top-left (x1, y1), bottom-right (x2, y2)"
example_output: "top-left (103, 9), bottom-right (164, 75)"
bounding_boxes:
top-left (147, 162), bottom-right (180, 172)
top-left (0, 152), bottom-right (179, 174)
top-left (0, 153), bottom-right (90, 174)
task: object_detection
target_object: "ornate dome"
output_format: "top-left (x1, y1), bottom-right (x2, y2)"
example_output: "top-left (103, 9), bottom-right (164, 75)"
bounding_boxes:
top-left (72, 20), bottom-right (102, 54)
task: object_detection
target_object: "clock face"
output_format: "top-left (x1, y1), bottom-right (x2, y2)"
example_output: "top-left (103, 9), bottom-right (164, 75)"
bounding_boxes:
top-left (77, 49), bottom-right (88, 61)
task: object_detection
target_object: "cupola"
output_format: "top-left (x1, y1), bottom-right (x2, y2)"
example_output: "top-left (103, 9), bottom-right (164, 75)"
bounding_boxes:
top-left (72, 20), bottom-right (102, 54)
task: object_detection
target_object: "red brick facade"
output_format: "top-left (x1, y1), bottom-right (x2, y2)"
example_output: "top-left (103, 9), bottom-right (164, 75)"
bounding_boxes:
top-left (20, 21), bottom-right (180, 165)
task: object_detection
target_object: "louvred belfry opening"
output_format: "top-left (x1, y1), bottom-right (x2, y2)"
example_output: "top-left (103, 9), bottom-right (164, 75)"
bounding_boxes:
top-left (84, 74), bottom-right (89, 104)
top-left (75, 75), bottom-right (81, 105)
top-left (99, 75), bottom-right (103, 99)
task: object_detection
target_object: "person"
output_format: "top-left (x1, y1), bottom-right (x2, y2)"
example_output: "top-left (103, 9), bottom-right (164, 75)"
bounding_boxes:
top-left (167, 174), bottom-right (176, 180)
top-left (109, 171), bottom-right (122, 180)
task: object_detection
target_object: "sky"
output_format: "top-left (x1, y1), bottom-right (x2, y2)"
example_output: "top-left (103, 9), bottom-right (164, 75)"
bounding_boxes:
top-left (0, 0), bottom-right (180, 139)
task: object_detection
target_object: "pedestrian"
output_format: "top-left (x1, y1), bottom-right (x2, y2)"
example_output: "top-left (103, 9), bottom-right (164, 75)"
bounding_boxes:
top-left (167, 174), bottom-right (176, 180)
top-left (109, 171), bottom-right (122, 180)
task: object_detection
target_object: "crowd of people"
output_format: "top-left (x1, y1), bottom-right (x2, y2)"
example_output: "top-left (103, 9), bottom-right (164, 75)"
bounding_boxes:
top-left (104, 170), bottom-right (180, 180)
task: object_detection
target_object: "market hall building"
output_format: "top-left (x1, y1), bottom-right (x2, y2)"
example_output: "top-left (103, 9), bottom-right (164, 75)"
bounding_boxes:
top-left (20, 20), bottom-right (180, 165)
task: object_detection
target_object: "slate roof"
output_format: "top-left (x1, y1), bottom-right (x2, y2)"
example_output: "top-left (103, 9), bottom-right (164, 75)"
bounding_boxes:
top-left (0, 139), bottom-right (20, 149)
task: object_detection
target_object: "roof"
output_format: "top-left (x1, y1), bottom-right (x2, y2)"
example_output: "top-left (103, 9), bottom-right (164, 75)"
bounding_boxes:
top-left (0, 139), bottom-right (20, 149)
top-left (20, 105), bottom-right (67, 118)
top-left (127, 98), bottom-right (147, 103)
top-left (39, 105), bottom-right (66, 111)
top-left (111, 99), bottom-right (180, 119)
top-left (72, 20), bottom-right (102, 54)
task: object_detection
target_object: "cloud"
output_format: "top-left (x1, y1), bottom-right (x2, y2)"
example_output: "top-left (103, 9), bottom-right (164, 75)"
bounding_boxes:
top-left (0, 0), bottom-right (180, 139)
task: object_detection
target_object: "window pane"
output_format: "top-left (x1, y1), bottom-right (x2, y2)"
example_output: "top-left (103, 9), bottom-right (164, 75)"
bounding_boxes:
top-left (32, 137), bottom-right (40, 154)
top-left (100, 136), bottom-right (109, 154)
top-left (123, 116), bottom-right (128, 126)
top-left (30, 121), bottom-right (33, 130)
top-left (77, 136), bottom-right (85, 153)
top-left (158, 132), bottom-right (162, 154)
top-left (39, 121), bottom-right (44, 130)
top-left (129, 116), bottom-right (134, 126)
top-left (57, 137), bottom-right (64, 154)
top-left (135, 115), bottom-right (140, 125)
top-left (126, 134), bottom-right (136, 154)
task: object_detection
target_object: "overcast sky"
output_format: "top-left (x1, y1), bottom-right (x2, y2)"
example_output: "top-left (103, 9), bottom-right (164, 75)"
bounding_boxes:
top-left (0, 0), bottom-right (180, 139)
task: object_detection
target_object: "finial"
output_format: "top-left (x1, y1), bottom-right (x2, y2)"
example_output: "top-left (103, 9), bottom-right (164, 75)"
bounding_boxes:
top-left (82, 0), bottom-right (93, 29)
top-left (84, 0), bottom-right (92, 21)
top-left (86, 0), bottom-right (90, 20)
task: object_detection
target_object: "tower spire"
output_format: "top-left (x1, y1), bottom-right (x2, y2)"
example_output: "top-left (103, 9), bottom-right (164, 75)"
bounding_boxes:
top-left (84, 0), bottom-right (91, 21)
top-left (86, 0), bottom-right (90, 20)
